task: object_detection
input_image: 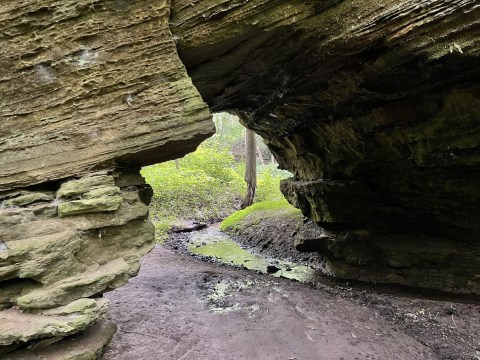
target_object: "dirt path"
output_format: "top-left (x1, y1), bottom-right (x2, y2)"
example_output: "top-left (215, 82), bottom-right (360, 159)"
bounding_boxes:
top-left (103, 241), bottom-right (479, 360)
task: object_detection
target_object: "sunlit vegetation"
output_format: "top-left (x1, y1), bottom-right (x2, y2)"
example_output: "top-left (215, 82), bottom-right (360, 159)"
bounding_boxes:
top-left (219, 199), bottom-right (294, 232)
top-left (142, 113), bottom-right (292, 242)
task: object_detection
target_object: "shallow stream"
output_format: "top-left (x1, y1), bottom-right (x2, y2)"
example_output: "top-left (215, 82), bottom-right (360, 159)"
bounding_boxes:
top-left (187, 226), bottom-right (317, 283)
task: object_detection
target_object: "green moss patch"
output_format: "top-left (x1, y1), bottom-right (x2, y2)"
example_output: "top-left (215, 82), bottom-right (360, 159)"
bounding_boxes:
top-left (220, 199), bottom-right (301, 232)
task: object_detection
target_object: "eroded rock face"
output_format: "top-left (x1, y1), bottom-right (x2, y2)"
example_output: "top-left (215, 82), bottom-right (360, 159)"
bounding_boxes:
top-left (0, 298), bottom-right (108, 346)
top-left (0, 0), bottom-right (214, 192)
top-left (4, 320), bottom-right (117, 360)
top-left (171, 0), bottom-right (480, 294)
top-left (0, 1), bottom-right (214, 357)
top-left (1, 0), bottom-right (479, 357)
top-left (0, 172), bottom-right (155, 355)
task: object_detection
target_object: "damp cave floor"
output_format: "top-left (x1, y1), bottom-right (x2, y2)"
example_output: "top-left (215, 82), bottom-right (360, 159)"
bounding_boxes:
top-left (103, 235), bottom-right (480, 360)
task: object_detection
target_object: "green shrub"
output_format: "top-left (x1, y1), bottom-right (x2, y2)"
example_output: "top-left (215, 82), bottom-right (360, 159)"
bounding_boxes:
top-left (142, 145), bottom-right (245, 241)
top-left (256, 164), bottom-right (291, 202)
top-left (180, 145), bottom-right (241, 183)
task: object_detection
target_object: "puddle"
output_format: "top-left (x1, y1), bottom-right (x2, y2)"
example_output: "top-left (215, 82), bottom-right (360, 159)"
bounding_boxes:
top-left (188, 227), bottom-right (316, 283)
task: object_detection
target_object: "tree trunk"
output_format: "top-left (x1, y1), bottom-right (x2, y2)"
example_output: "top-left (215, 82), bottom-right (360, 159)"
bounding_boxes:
top-left (256, 144), bottom-right (265, 165)
top-left (240, 128), bottom-right (256, 209)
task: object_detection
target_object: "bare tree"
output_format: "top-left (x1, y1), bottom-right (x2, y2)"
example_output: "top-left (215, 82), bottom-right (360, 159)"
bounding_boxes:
top-left (240, 128), bottom-right (256, 209)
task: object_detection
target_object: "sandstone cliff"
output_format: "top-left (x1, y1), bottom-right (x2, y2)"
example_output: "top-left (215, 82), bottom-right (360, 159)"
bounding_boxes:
top-left (0, 0), bottom-right (213, 357)
top-left (1, 0), bottom-right (479, 358)
top-left (172, 0), bottom-right (480, 295)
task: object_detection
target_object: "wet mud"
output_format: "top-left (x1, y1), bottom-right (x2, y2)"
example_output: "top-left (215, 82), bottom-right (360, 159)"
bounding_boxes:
top-left (103, 228), bottom-right (480, 360)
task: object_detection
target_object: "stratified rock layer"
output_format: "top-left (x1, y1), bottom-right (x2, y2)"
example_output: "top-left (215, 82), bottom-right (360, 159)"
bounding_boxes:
top-left (0, 172), bottom-right (155, 355)
top-left (0, 298), bottom-right (108, 346)
top-left (3, 320), bottom-right (117, 360)
top-left (172, 0), bottom-right (480, 293)
top-left (1, 0), bottom-right (479, 358)
top-left (0, 0), bottom-right (214, 191)
top-left (0, 1), bottom-right (215, 357)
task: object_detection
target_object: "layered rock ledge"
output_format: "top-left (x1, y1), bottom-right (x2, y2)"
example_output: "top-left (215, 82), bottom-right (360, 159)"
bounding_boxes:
top-left (1, 0), bottom-right (479, 358)
top-left (1, 1), bottom-right (214, 356)
top-left (171, 0), bottom-right (480, 294)
top-left (0, 172), bottom-right (155, 356)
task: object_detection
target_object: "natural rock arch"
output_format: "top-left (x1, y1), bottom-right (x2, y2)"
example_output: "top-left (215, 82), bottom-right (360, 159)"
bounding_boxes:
top-left (0, 0), bottom-right (479, 357)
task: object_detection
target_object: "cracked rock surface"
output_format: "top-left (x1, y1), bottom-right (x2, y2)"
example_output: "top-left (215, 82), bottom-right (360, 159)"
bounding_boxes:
top-left (0, 172), bottom-right (155, 356)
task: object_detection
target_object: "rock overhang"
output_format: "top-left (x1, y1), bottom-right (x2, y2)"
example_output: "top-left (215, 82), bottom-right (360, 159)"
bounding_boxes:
top-left (171, 0), bottom-right (480, 294)
top-left (0, 0), bottom-right (479, 357)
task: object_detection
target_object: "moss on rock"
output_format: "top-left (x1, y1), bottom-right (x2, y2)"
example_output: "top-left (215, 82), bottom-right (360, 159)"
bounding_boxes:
top-left (58, 196), bottom-right (123, 217)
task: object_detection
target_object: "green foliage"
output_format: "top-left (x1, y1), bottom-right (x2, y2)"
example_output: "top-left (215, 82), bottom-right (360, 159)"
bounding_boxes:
top-left (210, 113), bottom-right (245, 150)
top-left (142, 145), bottom-right (244, 223)
top-left (256, 164), bottom-right (291, 202)
top-left (180, 145), bottom-right (241, 183)
top-left (152, 216), bottom-right (178, 243)
top-left (142, 113), bottom-right (293, 242)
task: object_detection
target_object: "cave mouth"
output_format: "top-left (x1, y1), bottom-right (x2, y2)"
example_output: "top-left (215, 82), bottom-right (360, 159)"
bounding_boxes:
top-left (140, 112), bottom-right (294, 242)
top-left (1, 1), bottom-right (480, 358)
top-left (168, 1), bottom-right (480, 296)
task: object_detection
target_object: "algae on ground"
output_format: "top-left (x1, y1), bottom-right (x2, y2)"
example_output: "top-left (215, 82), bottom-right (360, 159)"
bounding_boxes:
top-left (188, 227), bottom-right (315, 283)
top-left (189, 233), bottom-right (266, 272)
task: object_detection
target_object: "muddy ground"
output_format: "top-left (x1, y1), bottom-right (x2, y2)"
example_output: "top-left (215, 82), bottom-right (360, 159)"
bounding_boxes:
top-left (104, 228), bottom-right (480, 360)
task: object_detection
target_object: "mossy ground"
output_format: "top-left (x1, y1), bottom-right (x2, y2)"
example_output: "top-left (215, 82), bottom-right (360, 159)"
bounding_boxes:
top-left (219, 199), bottom-right (324, 269)
top-left (220, 199), bottom-right (301, 232)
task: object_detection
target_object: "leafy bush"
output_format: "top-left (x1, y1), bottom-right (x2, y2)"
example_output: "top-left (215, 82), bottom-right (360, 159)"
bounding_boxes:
top-left (256, 164), bottom-right (291, 202)
top-left (180, 145), bottom-right (241, 183)
top-left (142, 144), bottom-right (245, 241)
top-left (143, 150), bottom-right (244, 216)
